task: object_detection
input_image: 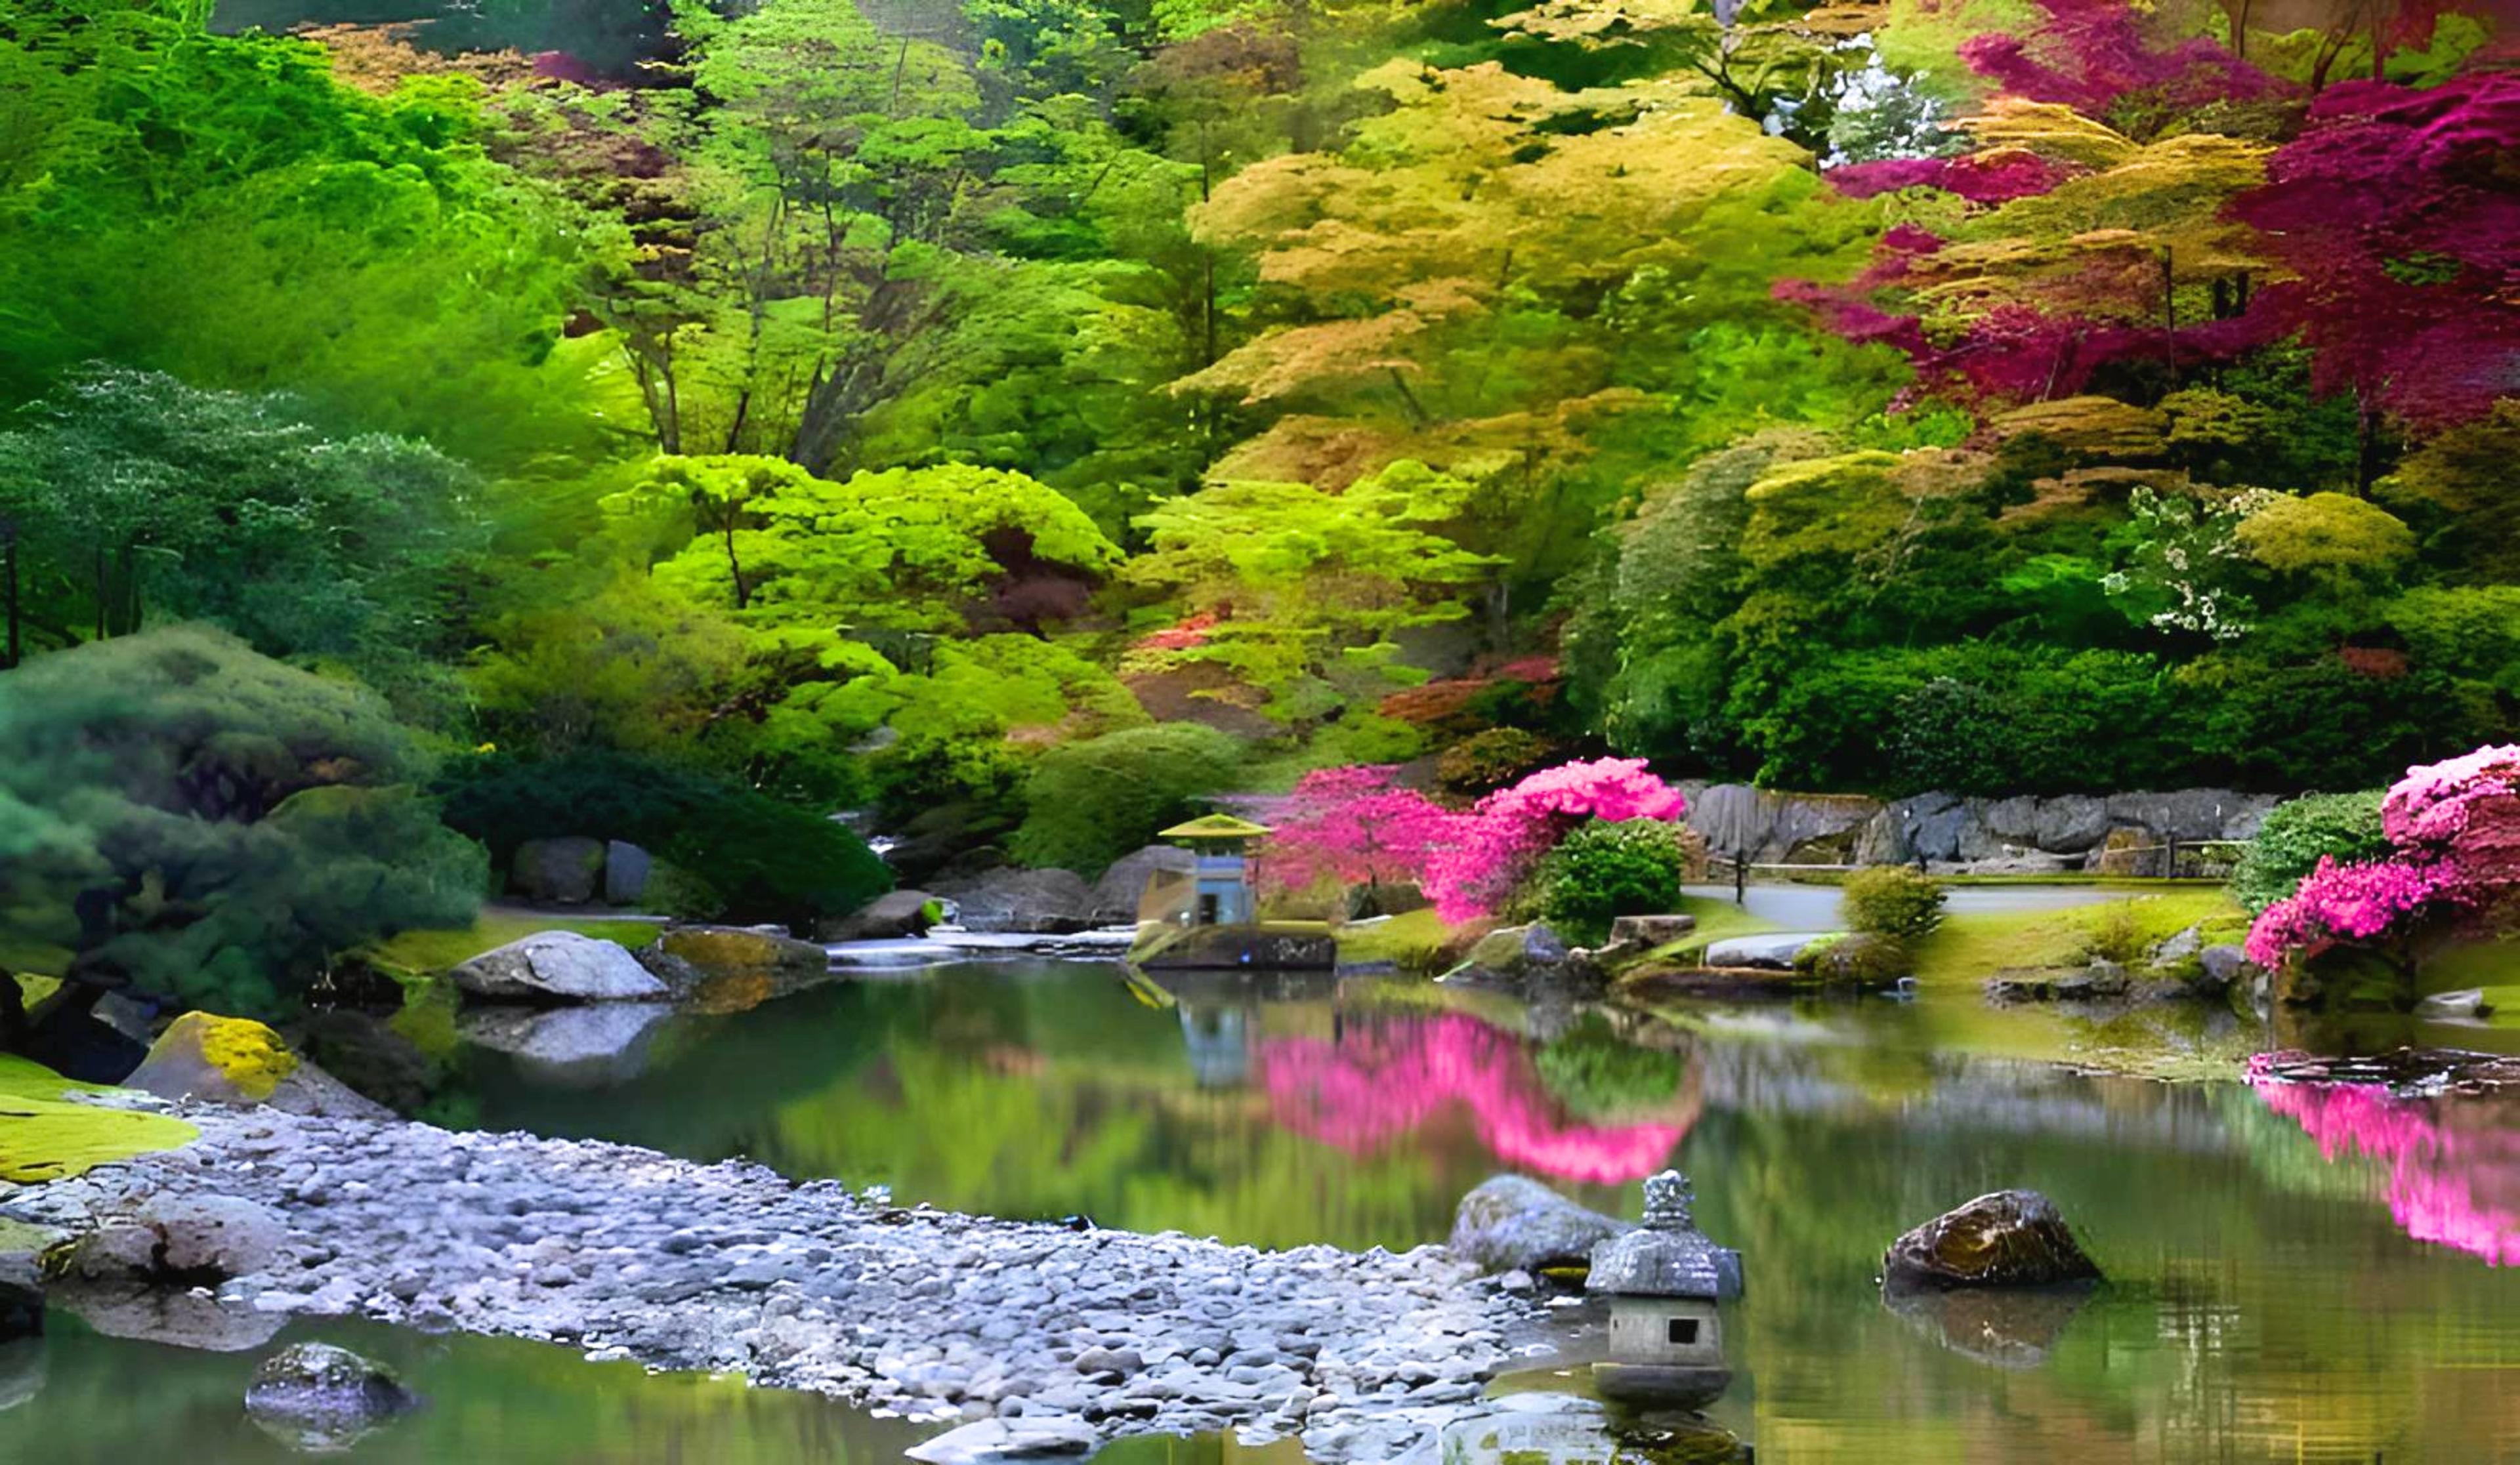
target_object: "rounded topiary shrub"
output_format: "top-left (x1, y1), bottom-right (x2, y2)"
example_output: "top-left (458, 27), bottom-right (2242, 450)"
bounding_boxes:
top-left (2231, 790), bottom-right (2389, 913)
top-left (1007, 723), bottom-right (1247, 878)
top-left (1534, 819), bottom-right (1691, 947)
top-left (1841, 865), bottom-right (1946, 939)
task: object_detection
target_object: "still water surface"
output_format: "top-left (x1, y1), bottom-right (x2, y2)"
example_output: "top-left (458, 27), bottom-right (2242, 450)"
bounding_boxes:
top-left (446, 960), bottom-right (2520, 1462)
top-left (12, 960), bottom-right (2520, 1461)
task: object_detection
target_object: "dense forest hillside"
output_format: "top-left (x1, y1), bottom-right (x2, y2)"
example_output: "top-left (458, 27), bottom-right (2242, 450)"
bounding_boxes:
top-left (1, 0), bottom-right (2514, 1010)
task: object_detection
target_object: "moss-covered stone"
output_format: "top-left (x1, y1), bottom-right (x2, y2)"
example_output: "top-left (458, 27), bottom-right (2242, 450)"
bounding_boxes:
top-left (0, 1054), bottom-right (196, 1184)
top-left (124, 1012), bottom-right (299, 1105)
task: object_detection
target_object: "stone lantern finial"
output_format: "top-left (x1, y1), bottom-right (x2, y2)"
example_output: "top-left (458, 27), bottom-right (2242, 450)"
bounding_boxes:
top-left (1643, 1169), bottom-right (1694, 1231)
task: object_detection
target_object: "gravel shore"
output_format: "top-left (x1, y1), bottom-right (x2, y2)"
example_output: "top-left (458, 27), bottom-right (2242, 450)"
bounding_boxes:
top-left (12, 1100), bottom-right (1535, 1460)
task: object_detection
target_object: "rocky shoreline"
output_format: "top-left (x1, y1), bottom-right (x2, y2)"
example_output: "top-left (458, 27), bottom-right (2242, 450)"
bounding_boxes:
top-left (8, 1099), bottom-right (1534, 1462)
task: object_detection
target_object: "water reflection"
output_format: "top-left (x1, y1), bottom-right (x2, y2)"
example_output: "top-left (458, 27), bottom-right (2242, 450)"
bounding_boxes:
top-left (452, 961), bottom-right (2520, 1463)
top-left (2252, 1054), bottom-right (2520, 1266)
top-left (1257, 1011), bottom-right (1696, 1185)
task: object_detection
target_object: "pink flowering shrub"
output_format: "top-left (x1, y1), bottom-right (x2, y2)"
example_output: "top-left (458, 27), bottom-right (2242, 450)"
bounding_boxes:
top-left (2247, 744), bottom-right (2520, 968)
top-left (1423, 758), bottom-right (1689, 923)
top-left (1259, 766), bottom-right (1469, 898)
top-left (2382, 745), bottom-right (2520, 862)
top-left (2242, 856), bottom-right (2471, 969)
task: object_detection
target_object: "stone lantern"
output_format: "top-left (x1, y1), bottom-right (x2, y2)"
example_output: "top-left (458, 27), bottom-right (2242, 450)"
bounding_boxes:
top-left (1587, 1170), bottom-right (1735, 1408)
top-left (1157, 813), bottom-right (1272, 926)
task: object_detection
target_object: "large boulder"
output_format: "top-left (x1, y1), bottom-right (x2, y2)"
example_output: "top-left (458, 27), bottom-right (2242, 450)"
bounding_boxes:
top-left (1883, 1189), bottom-right (2101, 1290)
top-left (934, 867), bottom-right (1095, 934)
top-left (245, 1342), bottom-right (419, 1453)
top-left (510, 836), bottom-right (607, 903)
top-left (68, 1195), bottom-right (285, 1284)
top-left (450, 932), bottom-right (669, 1004)
top-left (602, 840), bottom-right (654, 905)
top-left (818, 890), bottom-right (955, 943)
top-left (1448, 1174), bottom-right (1630, 1274)
top-left (1089, 845), bottom-right (1197, 924)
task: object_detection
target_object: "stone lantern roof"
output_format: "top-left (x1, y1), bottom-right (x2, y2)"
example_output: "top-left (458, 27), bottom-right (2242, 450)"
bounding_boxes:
top-left (1158, 814), bottom-right (1273, 842)
top-left (1587, 1171), bottom-right (1729, 1301)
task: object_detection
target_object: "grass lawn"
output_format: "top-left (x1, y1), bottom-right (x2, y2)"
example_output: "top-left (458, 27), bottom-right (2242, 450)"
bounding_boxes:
top-left (1908, 887), bottom-right (2246, 992)
top-left (1335, 907), bottom-right (1459, 969)
top-left (366, 907), bottom-right (663, 977)
top-left (0, 1053), bottom-right (198, 1183)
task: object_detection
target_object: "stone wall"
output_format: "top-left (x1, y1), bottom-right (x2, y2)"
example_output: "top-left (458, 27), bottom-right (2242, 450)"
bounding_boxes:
top-left (1679, 784), bottom-right (2280, 877)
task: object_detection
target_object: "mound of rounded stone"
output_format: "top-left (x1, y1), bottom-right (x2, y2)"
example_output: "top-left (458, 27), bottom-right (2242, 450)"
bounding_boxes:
top-left (245, 1342), bottom-right (418, 1452)
top-left (1883, 1189), bottom-right (2101, 1290)
top-left (1448, 1174), bottom-right (1629, 1274)
top-left (451, 932), bottom-right (668, 1004)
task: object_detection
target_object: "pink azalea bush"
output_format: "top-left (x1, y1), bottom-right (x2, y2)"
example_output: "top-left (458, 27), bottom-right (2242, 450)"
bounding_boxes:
top-left (2382, 744), bottom-right (2520, 858)
top-left (1260, 765), bottom-right (1469, 897)
top-left (2246, 743), bottom-right (2520, 968)
top-left (1423, 758), bottom-right (1689, 923)
top-left (2242, 856), bottom-right (2471, 969)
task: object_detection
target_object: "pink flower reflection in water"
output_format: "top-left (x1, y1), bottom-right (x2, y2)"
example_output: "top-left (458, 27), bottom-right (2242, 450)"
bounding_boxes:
top-left (2250, 1055), bottom-right (2520, 1266)
top-left (1255, 1013), bottom-right (1690, 1184)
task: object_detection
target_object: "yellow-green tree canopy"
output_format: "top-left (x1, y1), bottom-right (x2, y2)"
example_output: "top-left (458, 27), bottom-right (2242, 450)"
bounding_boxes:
top-left (609, 457), bottom-right (1122, 632)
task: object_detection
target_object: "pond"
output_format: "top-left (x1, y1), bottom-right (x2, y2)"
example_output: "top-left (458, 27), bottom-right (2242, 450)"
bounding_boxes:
top-left (2, 1309), bottom-right (1305, 1464)
top-left (440, 959), bottom-right (2520, 1462)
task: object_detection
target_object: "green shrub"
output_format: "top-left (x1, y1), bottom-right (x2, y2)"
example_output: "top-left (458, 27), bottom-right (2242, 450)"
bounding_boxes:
top-left (1534, 819), bottom-right (1691, 946)
top-left (0, 627), bottom-right (484, 1017)
top-left (2230, 790), bottom-right (2389, 913)
top-left (436, 750), bottom-right (889, 924)
top-left (2080, 902), bottom-right (2149, 963)
top-left (1007, 724), bottom-right (1247, 877)
top-left (1841, 866), bottom-right (1946, 939)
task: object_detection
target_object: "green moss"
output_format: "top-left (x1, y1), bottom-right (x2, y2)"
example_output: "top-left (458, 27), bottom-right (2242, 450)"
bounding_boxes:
top-left (161, 1012), bottom-right (299, 1100)
top-left (0, 1054), bottom-right (197, 1184)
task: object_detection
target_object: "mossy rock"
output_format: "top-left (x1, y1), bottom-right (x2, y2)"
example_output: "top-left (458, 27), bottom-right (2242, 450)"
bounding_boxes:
top-left (125, 1012), bottom-right (299, 1105)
